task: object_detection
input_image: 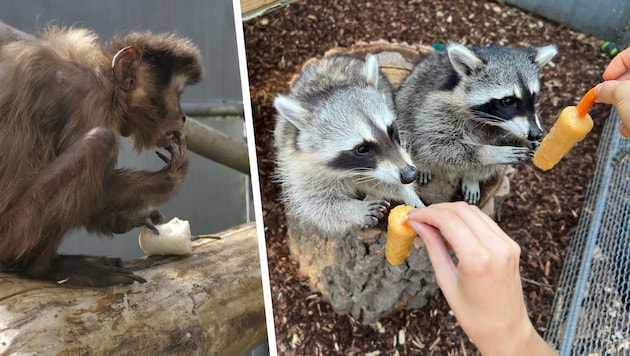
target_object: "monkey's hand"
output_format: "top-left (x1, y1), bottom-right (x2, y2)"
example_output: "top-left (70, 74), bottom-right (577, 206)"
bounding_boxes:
top-left (109, 208), bottom-right (164, 235)
top-left (141, 208), bottom-right (164, 234)
top-left (156, 130), bottom-right (188, 174)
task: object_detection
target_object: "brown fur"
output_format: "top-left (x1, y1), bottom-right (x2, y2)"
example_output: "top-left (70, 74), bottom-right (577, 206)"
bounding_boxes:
top-left (0, 26), bottom-right (203, 286)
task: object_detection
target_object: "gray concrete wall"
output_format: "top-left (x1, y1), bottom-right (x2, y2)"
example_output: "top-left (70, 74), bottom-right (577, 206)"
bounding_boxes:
top-left (504, 0), bottom-right (630, 45)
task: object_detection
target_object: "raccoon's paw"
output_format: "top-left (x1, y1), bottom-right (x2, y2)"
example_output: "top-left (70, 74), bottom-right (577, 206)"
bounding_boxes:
top-left (417, 171), bottom-right (432, 185)
top-left (360, 200), bottom-right (390, 229)
top-left (506, 146), bottom-right (533, 164)
top-left (528, 140), bottom-right (542, 151)
top-left (461, 178), bottom-right (481, 205)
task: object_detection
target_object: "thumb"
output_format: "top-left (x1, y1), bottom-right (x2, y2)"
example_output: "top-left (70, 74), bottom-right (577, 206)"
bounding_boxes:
top-left (407, 220), bottom-right (457, 287)
top-left (595, 81), bottom-right (630, 125)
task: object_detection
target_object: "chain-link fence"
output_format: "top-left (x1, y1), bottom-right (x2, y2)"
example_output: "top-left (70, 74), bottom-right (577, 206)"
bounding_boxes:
top-left (546, 107), bottom-right (630, 355)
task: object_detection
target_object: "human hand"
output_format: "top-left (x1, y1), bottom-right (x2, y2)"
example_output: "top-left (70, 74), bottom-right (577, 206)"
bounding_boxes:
top-left (594, 47), bottom-right (630, 137)
top-left (406, 202), bottom-right (555, 355)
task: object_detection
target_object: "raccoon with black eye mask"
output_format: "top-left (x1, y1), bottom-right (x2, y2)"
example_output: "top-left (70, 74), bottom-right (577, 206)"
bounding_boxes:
top-left (273, 54), bottom-right (425, 235)
top-left (395, 43), bottom-right (557, 205)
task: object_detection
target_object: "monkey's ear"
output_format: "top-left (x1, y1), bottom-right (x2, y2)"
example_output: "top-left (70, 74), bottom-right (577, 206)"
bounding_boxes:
top-left (447, 43), bottom-right (485, 77)
top-left (363, 54), bottom-right (380, 88)
top-left (112, 46), bottom-right (140, 92)
top-left (274, 95), bottom-right (308, 131)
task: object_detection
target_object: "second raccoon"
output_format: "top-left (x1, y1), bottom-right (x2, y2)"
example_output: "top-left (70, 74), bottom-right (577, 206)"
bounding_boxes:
top-left (274, 54), bottom-right (424, 235)
top-left (395, 43), bottom-right (557, 205)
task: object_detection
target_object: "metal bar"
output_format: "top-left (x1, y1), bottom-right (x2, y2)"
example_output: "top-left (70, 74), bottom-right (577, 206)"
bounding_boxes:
top-left (181, 102), bottom-right (244, 118)
top-left (184, 117), bottom-right (249, 175)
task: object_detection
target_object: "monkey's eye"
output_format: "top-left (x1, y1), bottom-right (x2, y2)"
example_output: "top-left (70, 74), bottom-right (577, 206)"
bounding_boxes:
top-left (354, 145), bottom-right (371, 156)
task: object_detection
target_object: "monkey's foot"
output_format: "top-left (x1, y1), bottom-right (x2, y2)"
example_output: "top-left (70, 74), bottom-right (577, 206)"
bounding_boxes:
top-left (28, 255), bottom-right (147, 287)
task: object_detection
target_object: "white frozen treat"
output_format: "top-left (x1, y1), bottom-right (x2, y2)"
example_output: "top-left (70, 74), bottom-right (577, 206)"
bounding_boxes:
top-left (138, 217), bottom-right (192, 255)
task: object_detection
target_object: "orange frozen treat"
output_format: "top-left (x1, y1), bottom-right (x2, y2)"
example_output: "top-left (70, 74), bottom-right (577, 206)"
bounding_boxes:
top-left (385, 204), bottom-right (416, 266)
top-left (533, 88), bottom-right (595, 171)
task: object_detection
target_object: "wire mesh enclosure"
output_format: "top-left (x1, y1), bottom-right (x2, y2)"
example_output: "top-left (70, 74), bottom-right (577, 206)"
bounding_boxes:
top-left (546, 107), bottom-right (630, 354)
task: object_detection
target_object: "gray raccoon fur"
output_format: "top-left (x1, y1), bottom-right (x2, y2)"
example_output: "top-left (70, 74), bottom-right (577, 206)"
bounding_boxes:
top-left (395, 43), bottom-right (557, 204)
top-left (274, 54), bottom-right (425, 235)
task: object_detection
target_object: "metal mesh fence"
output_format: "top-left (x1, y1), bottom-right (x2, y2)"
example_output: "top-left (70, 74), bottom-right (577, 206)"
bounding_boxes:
top-left (545, 107), bottom-right (630, 355)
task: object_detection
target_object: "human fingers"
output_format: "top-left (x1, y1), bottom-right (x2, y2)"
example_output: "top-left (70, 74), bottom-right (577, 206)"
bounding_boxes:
top-left (408, 202), bottom-right (506, 254)
top-left (602, 48), bottom-right (630, 80)
top-left (616, 71), bottom-right (630, 81)
top-left (407, 220), bottom-right (458, 290)
top-left (595, 80), bottom-right (630, 132)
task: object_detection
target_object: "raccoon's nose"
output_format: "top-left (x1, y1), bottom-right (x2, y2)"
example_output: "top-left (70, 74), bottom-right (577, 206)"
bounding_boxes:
top-left (528, 126), bottom-right (544, 141)
top-left (400, 166), bottom-right (417, 184)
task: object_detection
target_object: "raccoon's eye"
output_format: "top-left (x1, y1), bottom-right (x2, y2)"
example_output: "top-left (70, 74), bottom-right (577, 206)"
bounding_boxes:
top-left (500, 97), bottom-right (517, 107)
top-left (388, 124), bottom-right (400, 143)
top-left (354, 145), bottom-right (371, 156)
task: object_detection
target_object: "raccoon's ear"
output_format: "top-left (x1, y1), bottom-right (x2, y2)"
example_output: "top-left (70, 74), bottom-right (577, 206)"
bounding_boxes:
top-left (274, 95), bottom-right (308, 130)
top-left (532, 45), bottom-right (558, 68)
top-left (363, 54), bottom-right (380, 88)
top-left (447, 43), bottom-right (485, 77)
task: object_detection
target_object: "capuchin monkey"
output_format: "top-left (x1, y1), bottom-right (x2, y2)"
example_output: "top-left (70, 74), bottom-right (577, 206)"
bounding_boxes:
top-left (0, 26), bottom-right (203, 286)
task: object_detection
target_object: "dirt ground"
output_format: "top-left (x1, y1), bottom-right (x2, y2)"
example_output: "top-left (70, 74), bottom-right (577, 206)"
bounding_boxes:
top-left (243, 0), bottom-right (613, 354)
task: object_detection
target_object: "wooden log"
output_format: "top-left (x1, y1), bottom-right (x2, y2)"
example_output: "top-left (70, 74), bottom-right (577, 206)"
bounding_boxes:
top-left (0, 223), bottom-right (266, 356)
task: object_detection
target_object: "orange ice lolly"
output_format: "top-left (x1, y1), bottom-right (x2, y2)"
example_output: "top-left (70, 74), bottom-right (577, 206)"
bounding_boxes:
top-left (532, 89), bottom-right (595, 171)
top-left (385, 205), bottom-right (416, 266)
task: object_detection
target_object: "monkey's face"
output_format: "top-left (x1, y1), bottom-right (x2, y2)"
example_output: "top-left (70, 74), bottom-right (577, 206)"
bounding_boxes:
top-left (125, 71), bottom-right (189, 150)
top-left (111, 38), bottom-right (202, 152)
top-left (154, 81), bottom-right (187, 149)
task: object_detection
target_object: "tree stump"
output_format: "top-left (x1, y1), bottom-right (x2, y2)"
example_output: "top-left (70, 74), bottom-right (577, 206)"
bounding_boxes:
top-left (285, 41), bottom-right (514, 324)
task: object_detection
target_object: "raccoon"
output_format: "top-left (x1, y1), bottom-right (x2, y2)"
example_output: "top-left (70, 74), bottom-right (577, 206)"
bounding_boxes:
top-left (273, 54), bottom-right (425, 235)
top-left (395, 43), bottom-right (557, 205)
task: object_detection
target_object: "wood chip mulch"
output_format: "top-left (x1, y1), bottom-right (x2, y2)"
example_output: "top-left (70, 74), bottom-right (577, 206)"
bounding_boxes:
top-left (243, 0), bottom-right (613, 354)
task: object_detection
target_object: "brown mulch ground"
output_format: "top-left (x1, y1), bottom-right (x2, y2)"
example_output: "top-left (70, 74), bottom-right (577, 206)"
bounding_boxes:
top-left (243, 1), bottom-right (613, 354)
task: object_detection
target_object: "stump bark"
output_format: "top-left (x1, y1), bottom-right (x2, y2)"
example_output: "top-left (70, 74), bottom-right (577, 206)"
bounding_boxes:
top-left (285, 41), bottom-right (514, 324)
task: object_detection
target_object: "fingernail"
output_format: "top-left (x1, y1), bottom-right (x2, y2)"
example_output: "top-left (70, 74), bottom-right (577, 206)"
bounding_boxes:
top-left (409, 207), bottom-right (423, 215)
top-left (593, 83), bottom-right (603, 100)
top-left (407, 220), bottom-right (423, 233)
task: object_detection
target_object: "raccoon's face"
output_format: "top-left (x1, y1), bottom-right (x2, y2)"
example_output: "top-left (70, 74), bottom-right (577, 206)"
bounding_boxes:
top-left (308, 87), bottom-right (417, 185)
top-left (467, 77), bottom-right (544, 141)
top-left (447, 44), bottom-right (557, 142)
